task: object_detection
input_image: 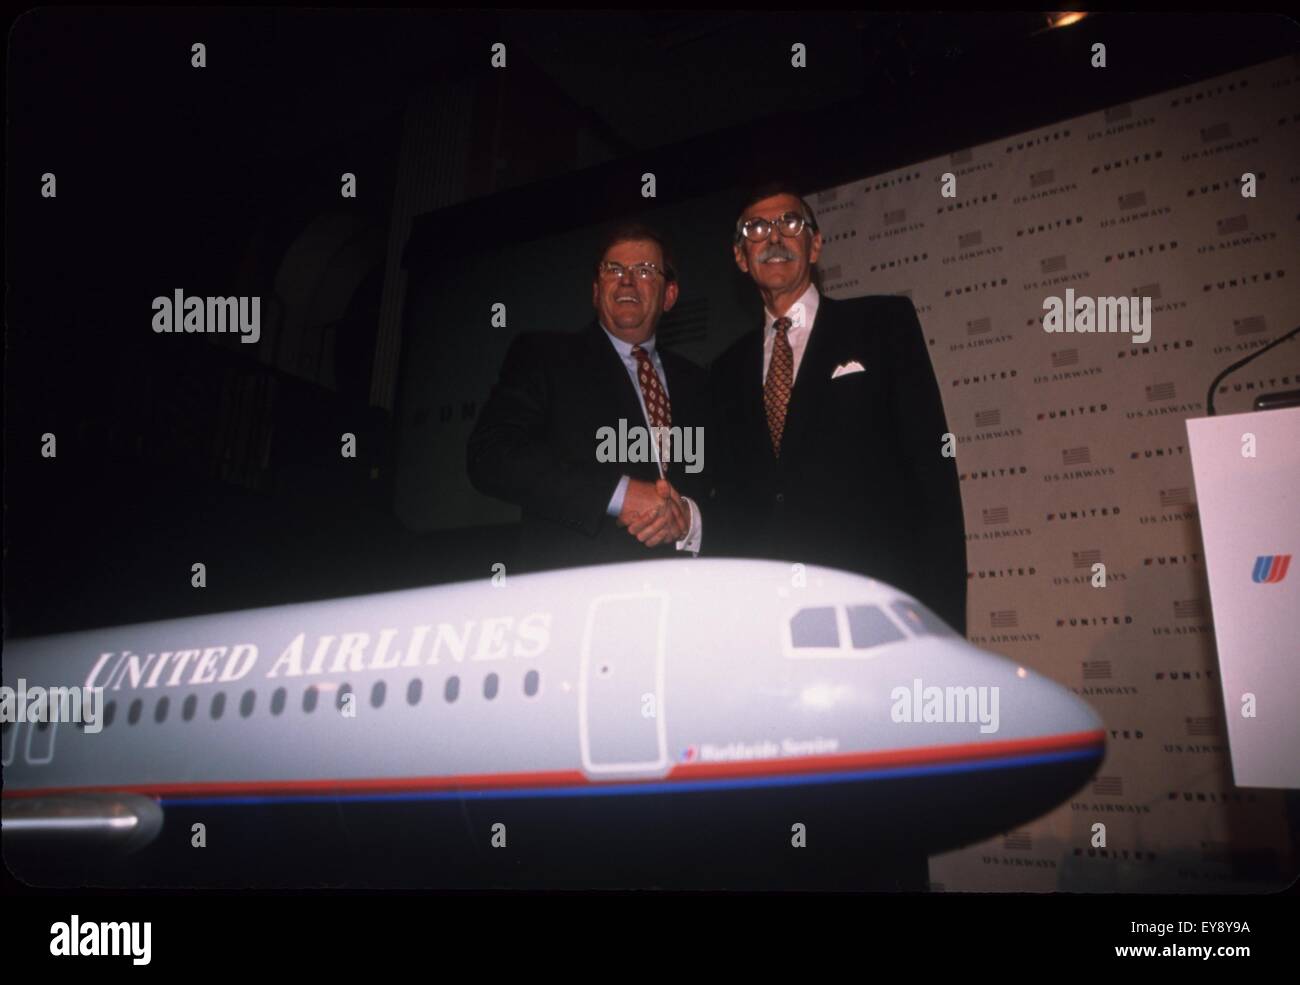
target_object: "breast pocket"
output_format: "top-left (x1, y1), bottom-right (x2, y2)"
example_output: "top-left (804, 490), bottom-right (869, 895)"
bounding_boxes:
top-left (820, 370), bottom-right (882, 434)
top-left (827, 371), bottom-right (876, 405)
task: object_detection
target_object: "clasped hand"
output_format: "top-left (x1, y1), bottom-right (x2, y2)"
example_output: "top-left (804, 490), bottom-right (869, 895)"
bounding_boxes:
top-left (617, 477), bottom-right (689, 548)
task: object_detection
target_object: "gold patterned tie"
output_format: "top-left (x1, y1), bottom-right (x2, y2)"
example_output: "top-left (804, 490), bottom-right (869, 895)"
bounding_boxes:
top-left (764, 316), bottom-right (794, 456)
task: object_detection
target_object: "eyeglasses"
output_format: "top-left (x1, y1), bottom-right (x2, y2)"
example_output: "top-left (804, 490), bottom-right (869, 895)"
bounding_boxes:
top-left (598, 261), bottom-right (667, 281)
top-left (737, 211), bottom-right (817, 243)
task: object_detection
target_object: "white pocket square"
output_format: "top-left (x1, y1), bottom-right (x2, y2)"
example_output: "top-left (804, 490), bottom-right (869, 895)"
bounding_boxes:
top-left (831, 360), bottom-right (866, 379)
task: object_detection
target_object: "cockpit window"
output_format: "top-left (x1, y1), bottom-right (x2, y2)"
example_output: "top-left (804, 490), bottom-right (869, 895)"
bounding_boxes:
top-left (790, 606), bottom-right (839, 647)
top-left (890, 600), bottom-right (956, 637)
top-left (847, 605), bottom-right (906, 648)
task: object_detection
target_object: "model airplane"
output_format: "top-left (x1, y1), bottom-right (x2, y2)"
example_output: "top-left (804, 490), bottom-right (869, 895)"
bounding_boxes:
top-left (2, 558), bottom-right (1104, 888)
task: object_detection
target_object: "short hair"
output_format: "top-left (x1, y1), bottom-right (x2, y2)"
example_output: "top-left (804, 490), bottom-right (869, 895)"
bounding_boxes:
top-left (733, 182), bottom-right (820, 246)
top-left (593, 222), bottom-right (678, 283)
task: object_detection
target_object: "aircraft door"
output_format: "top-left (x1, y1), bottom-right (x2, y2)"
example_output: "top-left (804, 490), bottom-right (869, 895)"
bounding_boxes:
top-left (579, 591), bottom-right (668, 774)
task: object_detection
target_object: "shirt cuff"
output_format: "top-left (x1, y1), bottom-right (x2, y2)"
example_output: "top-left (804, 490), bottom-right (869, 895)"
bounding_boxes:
top-left (607, 474), bottom-right (630, 518)
top-left (675, 496), bottom-right (702, 554)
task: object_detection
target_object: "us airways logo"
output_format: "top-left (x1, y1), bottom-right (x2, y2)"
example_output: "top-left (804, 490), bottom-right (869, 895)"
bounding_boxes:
top-left (1252, 554), bottom-right (1291, 584)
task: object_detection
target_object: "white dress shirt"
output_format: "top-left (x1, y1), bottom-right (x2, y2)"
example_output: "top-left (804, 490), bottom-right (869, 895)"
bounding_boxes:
top-left (762, 282), bottom-right (821, 385)
top-left (598, 323), bottom-right (702, 554)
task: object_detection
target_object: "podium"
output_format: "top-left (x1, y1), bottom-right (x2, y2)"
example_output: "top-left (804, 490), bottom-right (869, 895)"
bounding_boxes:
top-left (1186, 406), bottom-right (1300, 788)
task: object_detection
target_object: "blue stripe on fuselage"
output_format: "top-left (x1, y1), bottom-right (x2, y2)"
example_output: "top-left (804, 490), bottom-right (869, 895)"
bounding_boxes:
top-left (161, 746), bottom-right (1103, 807)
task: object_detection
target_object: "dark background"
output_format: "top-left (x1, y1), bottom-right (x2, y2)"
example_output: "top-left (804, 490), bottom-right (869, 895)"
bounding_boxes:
top-left (6, 10), bottom-right (1296, 639)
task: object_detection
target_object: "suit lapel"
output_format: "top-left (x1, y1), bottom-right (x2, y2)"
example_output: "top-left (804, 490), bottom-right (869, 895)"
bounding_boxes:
top-left (659, 351), bottom-right (701, 427)
top-left (585, 321), bottom-right (647, 427)
top-left (742, 329), bottom-right (767, 434)
top-left (657, 350), bottom-right (683, 423)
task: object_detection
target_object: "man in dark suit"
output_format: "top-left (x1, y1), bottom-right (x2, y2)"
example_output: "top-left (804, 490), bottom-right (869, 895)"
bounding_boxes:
top-left (467, 224), bottom-right (708, 572)
top-left (709, 185), bottom-right (967, 636)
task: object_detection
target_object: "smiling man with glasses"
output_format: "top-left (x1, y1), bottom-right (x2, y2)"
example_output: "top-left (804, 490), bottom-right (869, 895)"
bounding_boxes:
top-left (468, 223), bottom-right (708, 572)
top-left (708, 182), bottom-right (967, 641)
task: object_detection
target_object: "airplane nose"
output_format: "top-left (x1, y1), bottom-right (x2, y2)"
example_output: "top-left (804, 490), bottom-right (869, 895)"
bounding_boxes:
top-left (1012, 659), bottom-right (1105, 737)
top-left (941, 641), bottom-right (1106, 744)
top-left (1019, 662), bottom-right (1102, 732)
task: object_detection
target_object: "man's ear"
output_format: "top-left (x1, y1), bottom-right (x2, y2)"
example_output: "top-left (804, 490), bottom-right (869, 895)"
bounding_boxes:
top-left (808, 230), bottom-right (823, 266)
top-left (663, 280), bottom-right (679, 312)
top-left (733, 241), bottom-right (750, 274)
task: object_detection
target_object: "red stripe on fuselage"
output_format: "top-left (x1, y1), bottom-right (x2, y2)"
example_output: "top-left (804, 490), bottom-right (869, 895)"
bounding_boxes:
top-left (670, 728), bottom-right (1104, 779)
top-left (3, 729), bottom-right (1105, 799)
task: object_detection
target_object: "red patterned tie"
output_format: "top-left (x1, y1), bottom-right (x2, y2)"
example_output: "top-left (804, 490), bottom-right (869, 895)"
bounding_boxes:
top-left (632, 344), bottom-right (672, 476)
top-left (765, 316), bottom-right (794, 456)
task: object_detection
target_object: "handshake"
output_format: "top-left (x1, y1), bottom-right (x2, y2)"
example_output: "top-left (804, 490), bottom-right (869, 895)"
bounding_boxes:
top-left (616, 477), bottom-right (691, 548)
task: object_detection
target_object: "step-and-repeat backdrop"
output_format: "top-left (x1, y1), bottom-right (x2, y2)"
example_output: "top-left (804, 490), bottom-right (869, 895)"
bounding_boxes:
top-left (813, 53), bottom-right (1299, 892)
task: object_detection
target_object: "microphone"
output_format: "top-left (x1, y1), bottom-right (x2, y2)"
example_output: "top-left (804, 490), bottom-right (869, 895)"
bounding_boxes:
top-left (1205, 325), bottom-right (1300, 416)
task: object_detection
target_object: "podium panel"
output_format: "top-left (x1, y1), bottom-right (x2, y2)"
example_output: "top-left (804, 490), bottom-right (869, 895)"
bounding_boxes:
top-left (1186, 407), bottom-right (1300, 788)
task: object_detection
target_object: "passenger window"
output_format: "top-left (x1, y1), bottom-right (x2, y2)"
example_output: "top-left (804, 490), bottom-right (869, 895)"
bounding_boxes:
top-left (791, 607), bottom-right (839, 648)
top-left (847, 605), bottom-right (906, 648)
top-left (890, 600), bottom-right (956, 637)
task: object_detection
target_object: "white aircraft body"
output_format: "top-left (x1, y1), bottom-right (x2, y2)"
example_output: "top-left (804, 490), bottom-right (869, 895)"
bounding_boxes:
top-left (2, 559), bottom-right (1105, 887)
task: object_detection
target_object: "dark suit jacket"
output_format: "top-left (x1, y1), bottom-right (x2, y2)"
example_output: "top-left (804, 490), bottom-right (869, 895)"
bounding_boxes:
top-left (467, 320), bottom-right (709, 572)
top-left (708, 293), bottom-right (967, 636)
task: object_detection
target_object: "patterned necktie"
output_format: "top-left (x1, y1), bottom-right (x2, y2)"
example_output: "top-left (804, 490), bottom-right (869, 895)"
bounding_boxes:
top-left (765, 316), bottom-right (794, 457)
top-left (632, 344), bottom-right (672, 476)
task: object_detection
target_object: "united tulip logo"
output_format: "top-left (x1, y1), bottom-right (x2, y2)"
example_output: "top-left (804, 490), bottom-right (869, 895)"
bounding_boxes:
top-left (1251, 554), bottom-right (1291, 584)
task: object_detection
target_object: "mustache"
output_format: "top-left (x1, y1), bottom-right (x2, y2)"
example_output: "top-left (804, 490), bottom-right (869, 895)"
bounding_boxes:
top-left (757, 244), bottom-right (797, 263)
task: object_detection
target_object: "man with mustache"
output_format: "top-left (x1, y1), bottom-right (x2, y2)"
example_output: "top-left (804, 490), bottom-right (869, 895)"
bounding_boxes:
top-left (708, 185), bottom-right (966, 892)
top-left (709, 184), bottom-right (967, 637)
top-left (468, 224), bottom-right (706, 572)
